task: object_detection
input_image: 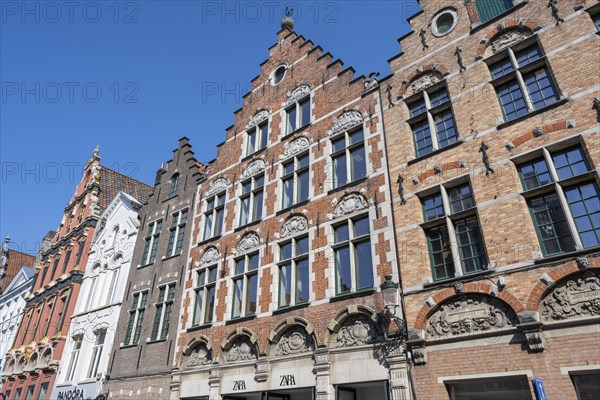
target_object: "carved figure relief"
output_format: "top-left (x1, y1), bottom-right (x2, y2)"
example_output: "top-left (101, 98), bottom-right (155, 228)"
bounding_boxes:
top-left (332, 193), bottom-right (369, 218)
top-left (186, 344), bottom-right (212, 368)
top-left (236, 233), bottom-right (260, 254)
top-left (281, 137), bottom-right (310, 160)
top-left (227, 337), bottom-right (257, 362)
top-left (275, 327), bottom-right (313, 356)
top-left (336, 315), bottom-right (384, 348)
top-left (409, 72), bottom-right (441, 95)
top-left (426, 294), bottom-right (519, 339)
top-left (199, 247), bottom-right (219, 267)
top-left (329, 110), bottom-right (364, 136)
top-left (285, 84), bottom-right (311, 106)
top-left (490, 30), bottom-right (529, 54)
top-left (206, 178), bottom-right (228, 197)
top-left (242, 159), bottom-right (267, 179)
top-left (541, 270), bottom-right (600, 321)
top-left (245, 110), bottom-right (269, 130)
top-left (280, 215), bottom-right (308, 238)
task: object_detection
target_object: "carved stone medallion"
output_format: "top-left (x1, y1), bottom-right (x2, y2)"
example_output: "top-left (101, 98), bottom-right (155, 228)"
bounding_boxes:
top-left (409, 72), bottom-right (441, 95)
top-left (329, 111), bottom-right (363, 136)
top-left (237, 233), bottom-right (260, 254)
top-left (285, 84), bottom-right (311, 106)
top-left (540, 270), bottom-right (600, 321)
top-left (336, 315), bottom-right (383, 348)
top-left (242, 159), bottom-right (266, 179)
top-left (186, 344), bottom-right (211, 368)
top-left (490, 30), bottom-right (529, 54)
top-left (199, 247), bottom-right (219, 267)
top-left (275, 327), bottom-right (313, 356)
top-left (206, 178), bottom-right (228, 197)
top-left (227, 337), bottom-right (256, 362)
top-left (280, 215), bottom-right (308, 238)
top-left (332, 193), bottom-right (369, 218)
top-left (281, 137), bottom-right (310, 160)
top-left (245, 110), bottom-right (269, 130)
top-left (426, 294), bottom-right (519, 339)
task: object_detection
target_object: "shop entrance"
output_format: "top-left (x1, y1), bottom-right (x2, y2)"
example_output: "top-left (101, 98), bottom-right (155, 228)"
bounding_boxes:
top-left (222, 387), bottom-right (314, 400)
top-left (335, 380), bottom-right (388, 400)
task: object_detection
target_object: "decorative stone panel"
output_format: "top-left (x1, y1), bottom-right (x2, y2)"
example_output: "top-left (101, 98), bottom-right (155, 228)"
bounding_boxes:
top-left (281, 136), bottom-right (310, 160)
top-left (540, 270), bottom-right (600, 322)
top-left (328, 110), bottom-right (363, 136)
top-left (226, 337), bottom-right (257, 362)
top-left (409, 72), bottom-right (441, 95)
top-left (236, 233), bottom-right (260, 255)
top-left (198, 247), bottom-right (219, 267)
top-left (490, 29), bottom-right (530, 54)
top-left (331, 192), bottom-right (369, 219)
top-left (242, 159), bottom-right (267, 179)
top-left (206, 178), bottom-right (228, 197)
top-left (336, 315), bottom-right (384, 348)
top-left (274, 326), bottom-right (314, 356)
top-left (245, 110), bottom-right (269, 130)
top-left (280, 215), bottom-right (308, 238)
top-left (285, 84), bottom-right (311, 106)
top-left (185, 344), bottom-right (212, 368)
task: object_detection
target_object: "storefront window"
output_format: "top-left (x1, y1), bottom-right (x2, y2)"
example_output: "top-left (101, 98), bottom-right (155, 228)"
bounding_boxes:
top-left (572, 372), bottom-right (600, 400)
top-left (446, 376), bottom-right (532, 400)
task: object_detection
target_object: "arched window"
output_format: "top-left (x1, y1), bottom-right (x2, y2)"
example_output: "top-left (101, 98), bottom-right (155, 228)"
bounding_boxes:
top-left (169, 173), bottom-right (180, 197)
top-left (110, 225), bottom-right (120, 247)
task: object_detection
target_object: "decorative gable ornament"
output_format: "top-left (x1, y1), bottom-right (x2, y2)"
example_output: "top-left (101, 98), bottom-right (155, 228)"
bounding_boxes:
top-left (409, 72), bottom-right (441, 95)
top-left (540, 270), bottom-right (600, 321)
top-left (285, 84), bottom-right (311, 106)
top-left (206, 178), bottom-right (228, 197)
top-left (490, 29), bottom-right (529, 54)
top-left (199, 247), bottom-right (220, 267)
top-left (328, 110), bottom-right (364, 136)
top-left (242, 159), bottom-right (267, 179)
top-left (245, 110), bottom-right (269, 130)
top-left (280, 215), bottom-right (308, 238)
top-left (236, 233), bottom-right (260, 255)
top-left (281, 137), bottom-right (310, 160)
top-left (186, 344), bottom-right (211, 368)
top-left (331, 192), bottom-right (369, 219)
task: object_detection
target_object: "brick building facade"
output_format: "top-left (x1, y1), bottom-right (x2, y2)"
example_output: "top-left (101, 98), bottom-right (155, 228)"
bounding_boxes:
top-left (381, 0), bottom-right (600, 399)
top-left (0, 149), bottom-right (152, 400)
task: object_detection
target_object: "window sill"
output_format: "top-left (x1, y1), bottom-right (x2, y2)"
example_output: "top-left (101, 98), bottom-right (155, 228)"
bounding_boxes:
top-left (120, 343), bottom-right (139, 349)
top-left (226, 314), bottom-right (256, 325)
top-left (147, 338), bottom-right (167, 345)
top-left (407, 139), bottom-right (464, 166)
top-left (272, 302), bottom-right (309, 315)
top-left (496, 97), bottom-right (569, 131)
top-left (276, 199), bottom-right (311, 216)
top-left (241, 147), bottom-right (267, 163)
top-left (327, 177), bottom-right (368, 196)
top-left (234, 219), bottom-right (262, 232)
top-left (330, 288), bottom-right (377, 303)
top-left (187, 323), bottom-right (213, 332)
top-left (534, 246), bottom-right (600, 265)
top-left (423, 269), bottom-right (494, 289)
top-left (470, 1), bottom-right (529, 35)
top-left (138, 262), bottom-right (154, 269)
top-left (162, 253), bottom-right (181, 262)
top-left (197, 235), bottom-right (222, 247)
top-left (281, 123), bottom-right (311, 142)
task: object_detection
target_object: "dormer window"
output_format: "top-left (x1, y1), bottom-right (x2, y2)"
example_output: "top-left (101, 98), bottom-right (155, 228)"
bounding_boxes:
top-left (169, 173), bottom-right (179, 197)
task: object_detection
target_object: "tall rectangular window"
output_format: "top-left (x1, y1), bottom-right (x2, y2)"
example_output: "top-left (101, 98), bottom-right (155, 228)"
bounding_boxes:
top-left (571, 372), bottom-right (600, 400)
top-left (39, 383), bottom-right (49, 400)
top-left (421, 182), bottom-right (488, 281)
top-left (31, 304), bottom-right (44, 341)
top-left (13, 388), bottom-right (22, 400)
top-left (87, 330), bottom-right (106, 378)
top-left (333, 216), bottom-right (374, 294)
top-left (406, 84), bottom-right (458, 158)
top-left (151, 284), bottom-right (176, 340)
top-left (24, 386), bottom-right (34, 400)
top-left (286, 96), bottom-right (310, 134)
top-left (193, 264), bottom-right (218, 326)
top-left (331, 127), bottom-right (366, 189)
top-left (124, 290), bottom-right (148, 345)
top-left (231, 252), bottom-right (259, 318)
top-left (166, 210), bottom-right (188, 257)
top-left (62, 249), bottom-right (71, 274)
top-left (281, 152), bottom-right (310, 209)
top-left (239, 174), bottom-right (264, 226)
top-left (74, 239), bottom-right (85, 266)
top-left (41, 298), bottom-right (56, 338)
top-left (141, 220), bottom-right (162, 265)
top-left (56, 291), bottom-right (70, 332)
top-left (65, 337), bottom-right (82, 381)
top-left (278, 235), bottom-right (310, 308)
top-left (203, 191), bottom-right (226, 240)
top-left (246, 121), bottom-right (268, 156)
top-left (487, 41), bottom-right (559, 122)
top-left (50, 257), bottom-right (60, 281)
top-left (518, 145), bottom-right (599, 255)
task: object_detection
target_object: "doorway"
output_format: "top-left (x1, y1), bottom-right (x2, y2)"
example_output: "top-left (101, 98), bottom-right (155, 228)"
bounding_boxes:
top-left (335, 380), bottom-right (388, 400)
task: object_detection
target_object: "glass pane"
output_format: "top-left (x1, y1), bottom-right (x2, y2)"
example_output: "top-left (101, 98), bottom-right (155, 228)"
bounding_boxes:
top-left (353, 217), bottom-right (370, 237)
top-left (335, 246), bottom-right (352, 294)
top-left (240, 197), bottom-right (250, 226)
top-left (193, 290), bottom-right (203, 325)
top-left (298, 170), bottom-right (310, 202)
top-left (283, 160), bottom-right (294, 175)
top-left (300, 98), bottom-right (310, 127)
top-left (280, 242), bottom-right (293, 261)
top-left (515, 45), bottom-right (542, 67)
top-left (279, 264), bottom-right (292, 307)
top-left (408, 98), bottom-right (427, 117)
top-left (248, 253), bottom-right (259, 271)
top-left (530, 194), bottom-right (576, 255)
top-left (552, 146), bottom-right (589, 180)
top-left (215, 208), bottom-right (224, 236)
top-left (447, 376), bottom-right (533, 400)
top-left (247, 130), bottom-right (256, 155)
top-left (198, 270), bottom-right (206, 286)
top-left (497, 80), bottom-right (528, 121)
top-left (282, 177), bottom-right (293, 209)
top-left (205, 286), bottom-right (215, 323)
top-left (448, 184), bottom-right (474, 213)
top-left (260, 122), bottom-right (268, 150)
top-left (207, 266), bottom-right (218, 282)
top-left (423, 193), bottom-right (445, 221)
top-left (519, 158), bottom-right (552, 190)
top-left (296, 258), bottom-right (310, 303)
top-left (235, 259), bottom-right (245, 275)
top-left (296, 236), bottom-right (309, 255)
top-left (298, 153), bottom-right (309, 168)
top-left (434, 110), bottom-right (458, 149)
top-left (429, 88), bottom-right (449, 107)
top-left (565, 183), bottom-right (600, 248)
top-left (254, 174), bottom-right (265, 188)
top-left (413, 120), bottom-right (433, 157)
top-left (426, 226), bottom-right (454, 280)
top-left (242, 180), bottom-right (252, 194)
top-left (232, 278), bottom-right (243, 318)
top-left (333, 154), bottom-right (347, 188)
top-left (334, 223), bottom-right (349, 243)
top-left (475, 0), bottom-right (512, 23)
top-left (332, 136), bottom-right (346, 153)
top-left (349, 129), bottom-right (364, 145)
top-left (572, 373), bottom-right (600, 400)
top-left (350, 145), bottom-right (367, 181)
top-left (489, 57), bottom-right (514, 79)
top-left (252, 190), bottom-right (264, 221)
top-left (455, 217), bottom-right (487, 274)
top-left (524, 68), bottom-right (558, 110)
top-left (355, 240), bottom-right (374, 289)
top-left (246, 274), bottom-right (258, 314)
top-left (286, 106), bottom-right (297, 133)
top-left (203, 213), bottom-right (213, 241)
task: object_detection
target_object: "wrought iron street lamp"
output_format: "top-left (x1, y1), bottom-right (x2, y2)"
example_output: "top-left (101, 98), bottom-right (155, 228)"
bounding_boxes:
top-left (380, 275), bottom-right (408, 339)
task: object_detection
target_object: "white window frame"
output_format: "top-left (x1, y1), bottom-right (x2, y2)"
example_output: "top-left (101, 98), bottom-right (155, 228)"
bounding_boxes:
top-left (166, 209), bottom-right (188, 257)
top-left (124, 290), bottom-right (148, 346)
top-left (281, 151), bottom-right (310, 210)
top-left (65, 335), bottom-right (83, 382)
top-left (285, 95), bottom-right (311, 135)
top-left (192, 264), bottom-right (218, 326)
top-left (238, 174), bottom-right (264, 227)
top-left (151, 283), bottom-right (176, 341)
top-left (277, 234), bottom-right (310, 308)
top-left (231, 251), bottom-right (260, 319)
top-left (203, 191), bottom-right (226, 241)
top-left (330, 125), bottom-right (367, 189)
top-left (245, 120), bottom-right (268, 156)
top-left (141, 220), bottom-right (162, 266)
top-left (87, 330), bottom-right (106, 379)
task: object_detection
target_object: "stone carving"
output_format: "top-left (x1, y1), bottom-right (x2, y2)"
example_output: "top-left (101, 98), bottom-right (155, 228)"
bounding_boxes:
top-left (523, 329), bottom-right (545, 352)
top-left (455, 47), bottom-right (466, 72)
top-left (419, 29), bottom-right (428, 50)
top-left (409, 72), bottom-right (441, 95)
top-left (479, 142), bottom-right (495, 175)
top-left (242, 159), bottom-right (266, 179)
top-left (199, 247), bottom-right (219, 267)
top-left (275, 327), bottom-right (313, 356)
top-left (285, 84), bottom-right (311, 106)
top-left (593, 98), bottom-right (600, 123)
top-left (364, 72), bottom-right (380, 91)
top-left (577, 257), bottom-right (591, 270)
top-left (332, 193), bottom-right (369, 218)
top-left (426, 294), bottom-right (519, 339)
top-left (547, 0), bottom-right (564, 25)
top-left (329, 110), bottom-right (364, 136)
top-left (490, 30), bottom-right (529, 54)
top-left (206, 178), bottom-right (228, 197)
top-left (226, 337), bottom-right (256, 362)
top-left (540, 270), bottom-right (600, 321)
top-left (397, 175), bottom-right (406, 205)
top-left (280, 215), bottom-right (308, 238)
top-left (337, 315), bottom-right (384, 348)
top-left (245, 110), bottom-right (269, 130)
top-left (282, 137), bottom-right (310, 159)
top-left (186, 344), bottom-right (211, 368)
top-left (411, 346), bottom-right (427, 365)
top-left (532, 126), bottom-right (543, 137)
top-left (237, 233), bottom-right (260, 254)
top-left (386, 84), bottom-right (394, 108)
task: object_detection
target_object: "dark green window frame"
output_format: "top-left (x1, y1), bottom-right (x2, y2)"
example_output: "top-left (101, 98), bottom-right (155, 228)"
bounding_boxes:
top-left (151, 283), bottom-right (176, 340)
top-left (193, 265), bottom-right (217, 326)
top-left (277, 234), bottom-right (310, 308)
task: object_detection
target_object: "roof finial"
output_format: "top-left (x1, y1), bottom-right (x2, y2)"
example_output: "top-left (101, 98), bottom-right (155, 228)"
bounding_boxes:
top-left (93, 145), bottom-right (100, 158)
top-left (281, 6), bottom-right (294, 31)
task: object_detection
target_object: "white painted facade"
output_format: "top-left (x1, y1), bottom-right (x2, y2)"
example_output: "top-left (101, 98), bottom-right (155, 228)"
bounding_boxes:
top-left (50, 192), bottom-right (142, 400)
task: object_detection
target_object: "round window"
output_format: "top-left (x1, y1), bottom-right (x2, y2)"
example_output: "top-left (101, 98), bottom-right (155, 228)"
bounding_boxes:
top-left (271, 65), bottom-right (287, 85)
top-left (431, 8), bottom-right (458, 37)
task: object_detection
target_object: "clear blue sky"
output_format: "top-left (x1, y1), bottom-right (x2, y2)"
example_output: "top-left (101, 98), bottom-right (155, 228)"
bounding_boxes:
top-left (1, 0), bottom-right (418, 255)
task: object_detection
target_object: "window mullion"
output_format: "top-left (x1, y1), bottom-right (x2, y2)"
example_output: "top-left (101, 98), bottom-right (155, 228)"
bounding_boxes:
top-left (441, 187), bottom-right (462, 277)
top-left (291, 259), bottom-right (297, 305)
top-left (515, 69), bottom-right (534, 112)
top-left (427, 112), bottom-right (440, 150)
top-left (543, 148), bottom-right (560, 182)
top-left (555, 183), bottom-right (584, 250)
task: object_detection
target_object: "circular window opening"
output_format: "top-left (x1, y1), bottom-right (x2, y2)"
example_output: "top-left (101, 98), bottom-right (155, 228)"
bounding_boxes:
top-left (272, 65), bottom-right (287, 85)
top-left (431, 8), bottom-right (457, 37)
